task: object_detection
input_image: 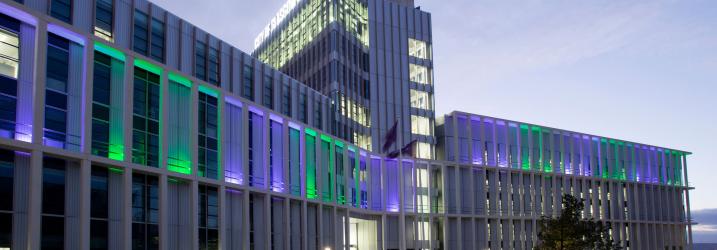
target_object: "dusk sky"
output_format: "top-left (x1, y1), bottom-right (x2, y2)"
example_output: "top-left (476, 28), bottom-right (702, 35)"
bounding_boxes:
top-left (150, 0), bottom-right (717, 242)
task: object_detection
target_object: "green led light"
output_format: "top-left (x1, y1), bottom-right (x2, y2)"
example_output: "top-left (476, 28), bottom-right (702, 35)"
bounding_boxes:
top-left (94, 41), bottom-right (125, 61)
top-left (108, 167), bottom-right (124, 173)
top-left (199, 85), bottom-right (220, 97)
top-left (168, 72), bottom-right (192, 87)
top-left (305, 128), bottom-right (317, 137)
top-left (335, 141), bottom-right (344, 147)
top-left (320, 134), bottom-right (332, 142)
top-left (134, 58), bottom-right (162, 75)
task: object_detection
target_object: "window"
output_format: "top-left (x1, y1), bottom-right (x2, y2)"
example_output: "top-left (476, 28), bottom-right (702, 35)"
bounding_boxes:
top-left (298, 92), bottom-right (307, 123)
top-left (132, 173), bottom-right (159, 250)
top-left (133, 10), bottom-right (148, 56)
top-left (198, 92), bottom-right (219, 179)
top-left (262, 73), bottom-right (273, 109)
top-left (94, 0), bottom-right (113, 41)
top-left (0, 149), bottom-right (13, 249)
top-left (208, 46), bottom-right (219, 85)
top-left (409, 64), bottom-right (430, 85)
top-left (411, 115), bottom-right (432, 136)
top-left (50, 0), bottom-right (72, 24)
top-left (150, 18), bottom-right (164, 62)
top-left (132, 67), bottom-right (160, 167)
top-left (410, 89), bottom-right (431, 110)
top-left (90, 167), bottom-right (109, 250)
top-left (195, 41), bottom-right (220, 86)
top-left (0, 149), bottom-right (13, 212)
top-left (313, 99), bottom-right (322, 130)
top-left (414, 142), bottom-right (432, 159)
top-left (248, 112), bottom-right (264, 187)
top-left (0, 22), bottom-right (20, 138)
top-left (42, 157), bottom-right (66, 250)
top-left (408, 38), bottom-right (429, 59)
top-left (0, 27), bottom-right (20, 78)
top-left (198, 185), bottom-right (219, 250)
top-left (242, 64), bottom-right (253, 100)
top-left (195, 40), bottom-right (206, 81)
top-left (45, 34), bottom-right (70, 147)
top-left (92, 52), bottom-right (112, 158)
top-left (281, 82), bottom-right (291, 116)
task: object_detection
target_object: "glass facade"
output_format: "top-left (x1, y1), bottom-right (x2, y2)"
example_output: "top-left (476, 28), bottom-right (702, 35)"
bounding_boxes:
top-left (42, 157), bottom-right (66, 250)
top-left (94, 0), bottom-right (113, 41)
top-left (90, 166), bottom-right (109, 250)
top-left (134, 10), bottom-right (164, 63)
top-left (49, 0), bottom-right (72, 24)
top-left (0, 18), bottom-right (19, 139)
top-left (408, 38), bottom-right (429, 59)
top-left (44, 33), bottom-right (70, 148)
top-left (409, 64), bottom-right (430, 85)
top-left (198, 185), bottom-right (219, 250)
top-left (132, 173), bottom-right (159, 250)
top-left (132, 65), bottom-right (161, 168)
top-left (198, 91), bottom-right (219, 179)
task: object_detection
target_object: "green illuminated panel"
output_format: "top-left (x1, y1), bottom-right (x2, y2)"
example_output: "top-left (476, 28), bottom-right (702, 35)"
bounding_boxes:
top-left (94, 41), bottom-right (125, 61)
top-left (168, 72), bottom-right (192, 87)
top-left (321, 137), bottom-right (334, 202)
top-left (199, 85), bottom-right (220, 97)
top-left (306, 131), bottom-right (317, 199)
top-left (134, 58), bottom-right (162, 75)
top-left (520, 125), bottom-right (530, 170)
top-left (167, 79), bottom-right (192, 175)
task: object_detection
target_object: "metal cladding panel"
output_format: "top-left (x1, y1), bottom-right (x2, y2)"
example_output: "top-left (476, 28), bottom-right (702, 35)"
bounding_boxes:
top-left (134, 0), bottom-right (150, 12)
top-left (24, 0), bottom-right (47, 14)
top-left (108, 171), bottom-right (124, 250)
top-left (220, 42), bottom-right (231, 91)
top-left (225, 191), bottom-right (244, 250)
top-left (17, 24), bottom-right (35, 140)
top-left (12, 152), bottom-right (31, 249)
top-left (66, 43), bottom-right (84, 152)
top-left (179, 21), bottom-right (193, 75)
top-left (73, 0), bottom-right (93, 33)
top-left (166, 14), bottom-right (181, 69)
top-left (65, 162), bottom-right (81, 250)
top-left (230, 48), bottom-right (241, 95)
top-left (113, 0), bottom-right (132, 49)
top-left (168, 182), bottom-right (192, 250)
top-left (150, 3), bottom-right (165, 17)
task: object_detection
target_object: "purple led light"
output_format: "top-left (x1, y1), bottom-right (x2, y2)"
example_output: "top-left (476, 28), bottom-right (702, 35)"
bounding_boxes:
top-left (225, 96), bottom-right (243, 107)
top-left (248, 105), bottom-right (264, 115)
top-left (0, 1), bottom-right (37, 25)
top-left (269, 113), bottom-right (283, 123)
top-left (47, 23), bottom-right (86, 46)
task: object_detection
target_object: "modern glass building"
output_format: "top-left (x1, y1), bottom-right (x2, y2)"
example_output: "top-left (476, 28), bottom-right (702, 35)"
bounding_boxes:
top-left (0, 0), bottom-right (693, 249)
top-left (253, 0), bottom-right (436, 158)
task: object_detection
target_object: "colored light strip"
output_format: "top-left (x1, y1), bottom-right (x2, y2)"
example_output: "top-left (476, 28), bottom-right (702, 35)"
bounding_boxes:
top-left (198, 85), bottom-right (220, 97)
top-left (0, 2), bottom-right (37, 25)
top-left (305, 128), bottom-right (317, 137)
top-left (269, 113), bottom-right (284, 123)
top-left (94, 41), bottom-right (125, 61)
top-left (224, 96), bottom-right (243, 107)
top-left (168, 72), bottom-right (192, 87)
top-left (48, 23), bottom-right (86, 45)
top-left (134, 58), bottom-right (162, 75)
top-left (320, 134), bottom-right (332, 142)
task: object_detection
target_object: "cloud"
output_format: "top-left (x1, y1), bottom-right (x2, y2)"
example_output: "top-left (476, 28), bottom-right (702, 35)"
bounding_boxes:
top-left (693, 209), bottom-right (717, 243)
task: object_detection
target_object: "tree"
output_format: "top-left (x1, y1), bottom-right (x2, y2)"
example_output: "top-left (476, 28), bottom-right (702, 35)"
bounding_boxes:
top-left (536, 194), bottom-right (622, 250)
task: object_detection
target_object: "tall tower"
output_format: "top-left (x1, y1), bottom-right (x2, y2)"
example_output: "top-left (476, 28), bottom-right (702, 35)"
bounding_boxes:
top-left (253, 0), bottom-right (436, 158)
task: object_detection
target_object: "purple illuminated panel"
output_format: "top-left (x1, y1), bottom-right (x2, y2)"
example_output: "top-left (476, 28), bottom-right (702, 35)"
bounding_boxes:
top-left (0, 1), bottom-right (38, 25)
top-left (270, 120), bottom-right (284, 192)
top-left (385, 159), bottom-right (399, 212)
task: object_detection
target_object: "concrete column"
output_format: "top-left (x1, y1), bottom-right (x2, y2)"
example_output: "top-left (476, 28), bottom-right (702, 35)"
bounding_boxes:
top-left (26, 150), bottom-right (43, 250)
top-left (81, 42), bottom-right (94, 155)
top-left (122, 167), bottom-right (133, 250)
top-left (122, 55), bottom-right (135, 164)
top-left (78, 159), bottom-right (91, 250)
top-left (158, 174), bottom-right (168, 250)
top-left (31, 21), bottom-right (47, 146)
top-left (190, 180), bottom-right (199, 250)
